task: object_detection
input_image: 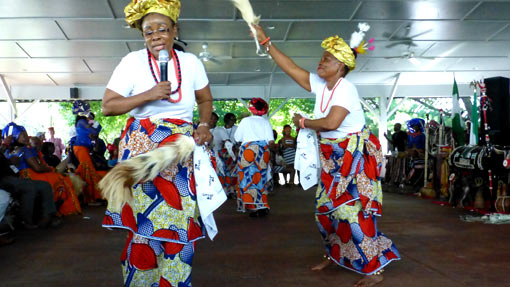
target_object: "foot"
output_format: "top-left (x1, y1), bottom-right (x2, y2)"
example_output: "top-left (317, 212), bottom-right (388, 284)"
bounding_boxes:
top-left (257, 209), bottom-right (269, 217)
top-left (248, 211), bottom-right (258, 217)
top-left (311, 258), bottom-right (331, 271)
top-left (354, 274), bottom-right (384, 287)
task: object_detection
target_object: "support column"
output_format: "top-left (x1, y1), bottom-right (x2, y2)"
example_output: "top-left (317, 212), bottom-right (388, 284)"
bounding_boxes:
top-left (379, 94), bottom-right (388, 154)
top-left (0, 75), bottom-right (17, 121)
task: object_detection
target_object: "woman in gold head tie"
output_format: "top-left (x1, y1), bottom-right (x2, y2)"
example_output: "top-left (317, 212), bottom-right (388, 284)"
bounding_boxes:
top-left (101, 1), bottom-right (213, 286)
top-left (251, 25), bottom-right (400, 287)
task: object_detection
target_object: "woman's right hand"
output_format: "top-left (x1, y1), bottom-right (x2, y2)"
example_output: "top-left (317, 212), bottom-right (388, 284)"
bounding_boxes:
top-left (251, 24), bottom-right (268, 43)
top-left (147, 81), bottom-right (172, 101)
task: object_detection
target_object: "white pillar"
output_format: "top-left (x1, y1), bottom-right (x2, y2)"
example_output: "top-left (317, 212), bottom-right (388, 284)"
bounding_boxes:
top-left (379, 94), bottom-right (388, 154)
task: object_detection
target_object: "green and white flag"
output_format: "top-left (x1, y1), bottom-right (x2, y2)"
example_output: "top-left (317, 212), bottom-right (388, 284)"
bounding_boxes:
top-left (469, 88), bottom-right (479, 145)
top-left (451, 78), bottom-right (465, 146)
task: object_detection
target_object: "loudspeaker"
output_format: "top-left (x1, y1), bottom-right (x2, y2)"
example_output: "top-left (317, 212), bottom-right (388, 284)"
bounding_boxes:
top-left (70, 87), bottom-right (79, 99)
top-left (481, 77), bottom-right (510, 146)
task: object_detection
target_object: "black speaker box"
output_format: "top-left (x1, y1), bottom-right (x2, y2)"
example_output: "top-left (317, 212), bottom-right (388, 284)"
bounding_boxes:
top-left (481, 77), bottom-right (510, 146)
top-left (70, 87), bottom-right (79, 99)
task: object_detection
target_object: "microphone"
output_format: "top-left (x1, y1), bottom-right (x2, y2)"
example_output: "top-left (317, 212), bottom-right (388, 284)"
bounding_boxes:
top-left (158, 49), bottom-right (169, 82)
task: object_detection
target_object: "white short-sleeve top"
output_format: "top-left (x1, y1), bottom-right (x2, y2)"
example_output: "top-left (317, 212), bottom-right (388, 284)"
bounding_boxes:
top-left (234, 116), bottom-right (274, 145)
top-left (309, 73), bottom-right (365, 138)
top-left (106, 49), bottom-right (209, 122)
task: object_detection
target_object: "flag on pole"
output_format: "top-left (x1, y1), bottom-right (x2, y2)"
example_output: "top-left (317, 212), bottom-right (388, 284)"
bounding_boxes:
top-left (469, 88), bottom-right (479, 145)
top-left (451, 78), bottom-right (465, 146)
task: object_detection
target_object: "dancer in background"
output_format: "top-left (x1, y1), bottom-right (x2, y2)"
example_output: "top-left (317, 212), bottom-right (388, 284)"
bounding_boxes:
top-left (234, 98), bottom-right (274, 217)
top-left (252, 24), bottom-right (400, 286)
top-left (100, 0), bottom-right (213, 286)
top-left (72, 101), bottom-right (107, 205)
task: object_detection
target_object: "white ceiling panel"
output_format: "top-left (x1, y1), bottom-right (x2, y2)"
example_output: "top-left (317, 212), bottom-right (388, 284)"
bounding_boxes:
top-left (363, 57), bottom-right (458, 72)
top-left (2, 73), bottom-right (55, 86)
top-left (0, 19), bottom-right (65, 40)
top-left (48, 73), bottom-right (112, 86)
top-left (354, 1), bottom-right (477, 20)
top-left (0, 58), bottom-right (88, 73)
top-left (84, 58), bottom-right (122, 73)
top-left (207, 74), bottom-right (228, 85)
top-left (271, 73), bottom-right (296, 85)
top-left (287, 21), bottom-right (403, 41)
top-left (391, 21), bottom-right (507, 41)
top-left (491, 25), bottom-right (510, 40)
top-left (250, 1), bottom-right (360, 20)
top-left (186, 42), bottom-right (232, 57)
top-left (58, 19), bottom-right (140, 40)
top-left (229, 73), bottom-right (270, 85)
top-left (179, 21), bottom-right (289, 41)
top-left (423, 41), bottom-right (510, 57)
top-left (0, 0), bottom-right (113, 18)
top-left (18, 41), bottom-right (131, 58)
top-left (1, 0), bottom-right (510, 96)
top-left (203, 59), bottom-right (273, 73)
top-left (449, 57), bottom-right (510, 71)
top-left (370, 41), bottom-right (435, 57)
top-left (0, 42), bottom-right (28, 58)
top-left (127, 41), bottom-right (145, 52)
top-left (465, 2), bottom-right (510, 20)
top-left (346, 72), bottom-right (399, 85)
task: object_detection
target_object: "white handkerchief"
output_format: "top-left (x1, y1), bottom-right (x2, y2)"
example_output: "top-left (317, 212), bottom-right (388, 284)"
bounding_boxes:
top-left (193, 145), bottom-right (227, 240)
top-left (224, 141), bottom-right (236, 159)
top-left (295, 129), bottom-right (320, 190)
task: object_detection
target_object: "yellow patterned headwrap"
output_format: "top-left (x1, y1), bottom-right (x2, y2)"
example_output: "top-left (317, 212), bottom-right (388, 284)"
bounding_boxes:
top-left (125, 0), bottom-right (181, 29)
top-left (321, 35), bottom-right (356, 70)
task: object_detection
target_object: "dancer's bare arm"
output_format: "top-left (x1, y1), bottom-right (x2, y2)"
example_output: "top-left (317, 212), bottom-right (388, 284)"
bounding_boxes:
top-left (252, 25), bottom-right (311, 92)
top-left (102, 81), bottom-right (172, 116)
top-left (195, 84), bottom-right (214, 145)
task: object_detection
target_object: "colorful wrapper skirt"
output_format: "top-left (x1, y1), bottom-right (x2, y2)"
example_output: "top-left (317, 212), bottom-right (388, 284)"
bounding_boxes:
top-left (102, 117), bottom-right (205, 287)
top-left (316, 128), bottom-right (400, 275)
top-left (20, 168), bottom-right (81, 216)
top-left (217, 146), bottom-right (238, 197)
top-left (73, 145), bottom-right (107, 203)
top-left (236, 140), bottom-right (270, 211)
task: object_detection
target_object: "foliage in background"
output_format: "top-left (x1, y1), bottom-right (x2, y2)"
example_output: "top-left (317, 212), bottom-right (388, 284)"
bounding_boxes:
top-left (58, 96), bottom-right (464, 145)
top-left (58, 101), bottom-right (129, 144)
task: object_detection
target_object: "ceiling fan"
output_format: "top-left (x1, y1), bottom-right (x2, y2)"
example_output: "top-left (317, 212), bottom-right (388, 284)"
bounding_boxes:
top-left (385, 44), bottom-right (435, 65)
top-left (198, 42), bottom-right (232, 65)
top-left (384, 24), bottom-right (433, 48)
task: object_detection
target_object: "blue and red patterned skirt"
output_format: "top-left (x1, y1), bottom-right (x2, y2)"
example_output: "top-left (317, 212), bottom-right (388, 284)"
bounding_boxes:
top-left (316, 128), bottom-right (400, 275)
top-left (102, 117), bottom-right (205, 287)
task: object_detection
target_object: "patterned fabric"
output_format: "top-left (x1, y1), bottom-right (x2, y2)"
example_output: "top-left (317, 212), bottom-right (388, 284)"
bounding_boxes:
top-left (236, 141), bottom-right (270, 211)
top-left (73, 145), bottom-right (106, 204)
top-left (102, 117), bottom-right (204, 287)
top-left (217, 146), bottom-right (237, 197)
top-left (20, 168), bottom-right (81, 216)
top-left (316, 128), bottom-right (400, 275)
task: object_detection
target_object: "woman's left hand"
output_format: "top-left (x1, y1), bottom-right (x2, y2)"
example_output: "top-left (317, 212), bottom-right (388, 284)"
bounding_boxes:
top-left (292, 113), bottom-right (303, 128)
top-left (194, 126), bottom-right (213, 146)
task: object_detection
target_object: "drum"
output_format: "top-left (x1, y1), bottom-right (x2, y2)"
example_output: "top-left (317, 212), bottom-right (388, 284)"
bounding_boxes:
top-left (449, 145), bottom-right (485, 170)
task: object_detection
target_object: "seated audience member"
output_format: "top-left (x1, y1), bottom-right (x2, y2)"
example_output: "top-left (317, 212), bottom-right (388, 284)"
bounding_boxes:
top-left (1, 126), bottom-right (62, 228)
top-left (3, 123), bottom-right (81, 216)
top-left (41, 142), bottom-right (61, 168)
top-left (0, 188), bottom-right (14, 245)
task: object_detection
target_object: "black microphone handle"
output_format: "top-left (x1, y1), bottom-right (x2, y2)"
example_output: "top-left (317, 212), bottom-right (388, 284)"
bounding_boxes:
top-left (160, 62), bottom-right (168, 82)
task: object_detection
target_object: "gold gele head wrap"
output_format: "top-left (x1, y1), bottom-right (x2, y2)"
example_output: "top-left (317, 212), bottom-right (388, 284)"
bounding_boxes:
top-left (321, 35), bottom-right (356, 70)
top-left (125, 0), bottom-right (181, 29)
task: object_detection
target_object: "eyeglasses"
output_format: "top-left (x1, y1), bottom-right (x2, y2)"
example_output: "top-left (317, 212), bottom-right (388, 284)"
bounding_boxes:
top-left (143, 27), bottom-right (170, 38)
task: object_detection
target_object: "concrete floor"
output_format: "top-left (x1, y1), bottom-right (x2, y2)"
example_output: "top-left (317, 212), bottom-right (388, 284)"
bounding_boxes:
top-left (1, 185), bottom-right (509, 287)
